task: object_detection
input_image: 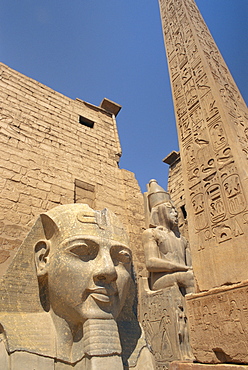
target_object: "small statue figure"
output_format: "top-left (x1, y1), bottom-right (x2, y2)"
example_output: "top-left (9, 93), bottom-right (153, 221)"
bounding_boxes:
top-left (176, 298), bottom-right (193, 360)
top-left (143, 179), bottom-right (194, 293)
top-left (160, 309), bottom-right (173, 359)
top-left (0, 204), bottom-right (154, 369)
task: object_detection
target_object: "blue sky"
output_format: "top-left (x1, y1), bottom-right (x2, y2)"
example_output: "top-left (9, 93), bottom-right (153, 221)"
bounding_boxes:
top-left (1, 1), bottom-right (247, 193)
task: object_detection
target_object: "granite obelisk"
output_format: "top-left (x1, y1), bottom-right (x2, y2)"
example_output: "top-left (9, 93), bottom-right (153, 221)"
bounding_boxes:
top-left (158, 0), bottom-right (248, 363)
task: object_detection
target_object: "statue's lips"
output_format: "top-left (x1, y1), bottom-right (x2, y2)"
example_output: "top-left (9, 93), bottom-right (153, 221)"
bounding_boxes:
top-left (87, 288), bottom-right (117, 304)
top-left (91, 293), bottom-right (111, 303)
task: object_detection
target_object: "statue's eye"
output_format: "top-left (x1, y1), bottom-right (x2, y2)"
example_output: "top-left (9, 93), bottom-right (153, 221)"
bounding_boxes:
top-left (118, 250), bottom-right (131, 263)
top-left (69, 242), bottom-right (98, 261)
top-left (111, 246), bottom-right (131, 265)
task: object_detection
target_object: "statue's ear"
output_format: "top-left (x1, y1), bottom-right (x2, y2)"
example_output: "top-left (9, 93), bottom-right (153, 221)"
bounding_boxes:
top-left (40, 213), bottom-right (59, 240)
top-left (149, 207), bottom-right (159, 227)
top-left (34, 240), bottom-right (50, 277)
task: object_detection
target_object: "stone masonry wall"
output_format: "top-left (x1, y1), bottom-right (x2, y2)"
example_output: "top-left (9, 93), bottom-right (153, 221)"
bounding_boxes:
top-left (0, 63), bottom-right (145, 277)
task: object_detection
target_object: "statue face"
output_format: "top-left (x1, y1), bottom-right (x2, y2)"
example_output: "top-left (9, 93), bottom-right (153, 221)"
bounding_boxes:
top-left (166, 204), bottom-right (178, 227)
top-left (46, 229), bottom-right (132, 326)
top-left (154, 202), bottom-right (178, 228)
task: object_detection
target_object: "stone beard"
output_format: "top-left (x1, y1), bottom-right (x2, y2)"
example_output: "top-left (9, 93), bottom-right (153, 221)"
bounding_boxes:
top-left (0, 204), bottom-right (153, 369)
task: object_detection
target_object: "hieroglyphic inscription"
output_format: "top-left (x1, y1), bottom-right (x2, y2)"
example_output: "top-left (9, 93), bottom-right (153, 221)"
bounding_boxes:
top-left (186, 282), bottom-right (248, 363)
top-left (184, 0), bottom-right (248, 163)
top-left (159, 0), bottom-right (248, 290)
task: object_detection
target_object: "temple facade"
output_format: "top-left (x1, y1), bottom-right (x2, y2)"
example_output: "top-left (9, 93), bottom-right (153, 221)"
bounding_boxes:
top-left (0, 63), bottom-right (145, 277)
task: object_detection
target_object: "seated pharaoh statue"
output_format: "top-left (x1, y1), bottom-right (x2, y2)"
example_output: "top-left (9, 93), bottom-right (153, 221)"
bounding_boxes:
top-left (143, 179), bottom-right (194, 294)
top-left (0, 204), bottom-right (154, 370)
top-left (140, 180), bottom-right (195, 366)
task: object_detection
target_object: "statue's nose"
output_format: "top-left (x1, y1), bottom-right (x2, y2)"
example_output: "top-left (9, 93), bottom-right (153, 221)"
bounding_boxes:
top-left (93, 250), bottom-right (117, 284)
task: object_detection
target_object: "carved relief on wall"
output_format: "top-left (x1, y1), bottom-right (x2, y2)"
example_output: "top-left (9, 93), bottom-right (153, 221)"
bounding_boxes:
top-left (190, 181), bottom-right (208, 231)
top-left (229, 107), bottom-right (248, 162)
top-left (222, 174), bottom-right (246, 215)
top-left (186, 136), bottom-right (248, 237)
top-left (140, 281), bottom-right (193, 369)
top-left (187, 281), bottom-right (248, 364)
top-left (209, 119), bottom-right (227, 152)
top-left (178, 114), bottom-right (191, 142)
top-left (205, 183), bottom-right (226, 224)
top-left (200, 91), bottom-right (219, 122)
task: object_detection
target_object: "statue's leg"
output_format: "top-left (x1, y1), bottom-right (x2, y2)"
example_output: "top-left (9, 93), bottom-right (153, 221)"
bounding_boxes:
top-left (151, 271), bottom-right (195, 292)
top-left (151, 273), bottom-right (178, 290)
top-left (176, 271), bottom-right (195, 294)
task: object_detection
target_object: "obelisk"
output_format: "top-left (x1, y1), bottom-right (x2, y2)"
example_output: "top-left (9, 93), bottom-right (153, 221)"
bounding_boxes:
top-left (158, 0), bottom-right (248, 363)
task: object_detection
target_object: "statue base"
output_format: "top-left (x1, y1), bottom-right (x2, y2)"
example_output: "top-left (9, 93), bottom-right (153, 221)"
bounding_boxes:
top-left (139, 277), bottom-right (194, 369)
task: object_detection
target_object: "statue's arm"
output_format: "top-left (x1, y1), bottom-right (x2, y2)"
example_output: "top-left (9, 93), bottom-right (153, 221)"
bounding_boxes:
top-left (142, 229), bottom-right (189, 273)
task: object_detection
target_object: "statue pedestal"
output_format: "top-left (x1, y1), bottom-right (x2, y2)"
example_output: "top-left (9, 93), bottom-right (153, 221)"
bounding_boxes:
top-left (139, 277), bottom-right (194, 369)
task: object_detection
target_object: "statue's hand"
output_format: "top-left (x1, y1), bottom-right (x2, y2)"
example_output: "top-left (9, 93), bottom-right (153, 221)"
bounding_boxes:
top-left (176, 263), bottom-right (190, 272)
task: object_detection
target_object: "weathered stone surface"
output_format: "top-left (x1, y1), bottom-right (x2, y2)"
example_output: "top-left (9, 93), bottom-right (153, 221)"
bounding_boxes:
top-left (158, 0), bottom-right (248, 292)
top-left (0, 204), bottom-right (154, 369)
top-left (186, 281), bottom-right (248, 364)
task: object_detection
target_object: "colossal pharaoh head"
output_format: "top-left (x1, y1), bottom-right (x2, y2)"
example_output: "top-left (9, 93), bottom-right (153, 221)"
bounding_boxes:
top-left (0, 204), bottom-right (142, 367)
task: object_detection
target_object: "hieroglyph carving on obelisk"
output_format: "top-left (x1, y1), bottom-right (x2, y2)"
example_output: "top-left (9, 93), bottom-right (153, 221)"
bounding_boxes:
top-left (158, 0), bottom-right (248, 291)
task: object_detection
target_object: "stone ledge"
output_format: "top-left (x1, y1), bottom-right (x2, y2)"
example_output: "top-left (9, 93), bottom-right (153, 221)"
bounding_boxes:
top-left (169, 362), bottom-right (248, 370)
